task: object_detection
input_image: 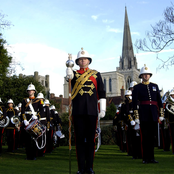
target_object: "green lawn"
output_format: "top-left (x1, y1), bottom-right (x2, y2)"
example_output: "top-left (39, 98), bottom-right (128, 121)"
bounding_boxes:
top-left (0, 145), bottom-right (173, 174)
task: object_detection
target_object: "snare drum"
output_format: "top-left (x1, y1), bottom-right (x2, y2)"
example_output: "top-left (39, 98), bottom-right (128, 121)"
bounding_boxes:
top-left (25, 119), bottom-right (46, 139)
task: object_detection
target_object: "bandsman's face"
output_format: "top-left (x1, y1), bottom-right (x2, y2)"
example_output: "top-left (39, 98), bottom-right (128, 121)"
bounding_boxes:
top-left (8, 103), bottom-right (13, 108)
top-left (28, 90), bottom-right (35, 96)
top-left (78, 58), bottom-right (90, 68)
top-left (170, 94), bottom-right (174, 99)
top-left (141, 74), bottom-right (150, 82)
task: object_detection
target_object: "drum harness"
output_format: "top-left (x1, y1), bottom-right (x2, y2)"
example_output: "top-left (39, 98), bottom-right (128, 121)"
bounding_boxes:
top-left (25, 98), bottom-right (46, 149)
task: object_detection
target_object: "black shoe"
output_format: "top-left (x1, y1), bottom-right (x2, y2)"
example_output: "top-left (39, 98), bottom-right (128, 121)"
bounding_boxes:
top-left (86, 168), bottom-right (95, 174)
top-left (77, 170), bottom-right (84, 174)
top-left (149, 159), bottom-right (158, 163)
top-left (142, 160), bottom-right (148, 164)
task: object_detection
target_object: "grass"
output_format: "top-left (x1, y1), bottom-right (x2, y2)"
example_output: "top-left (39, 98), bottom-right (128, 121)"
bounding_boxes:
top-left (0, 145), bottom-right (173, 174)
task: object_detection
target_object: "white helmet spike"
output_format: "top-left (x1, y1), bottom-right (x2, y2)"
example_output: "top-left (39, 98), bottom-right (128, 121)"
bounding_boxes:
top-left (75, 47), bottom-right (92, 65)
top-left (139, 64), bottom-right (152, 78)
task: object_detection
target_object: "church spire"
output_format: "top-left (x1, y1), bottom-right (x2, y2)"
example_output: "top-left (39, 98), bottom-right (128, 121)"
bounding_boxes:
top-left (119, 7), bottom-right (137, 70)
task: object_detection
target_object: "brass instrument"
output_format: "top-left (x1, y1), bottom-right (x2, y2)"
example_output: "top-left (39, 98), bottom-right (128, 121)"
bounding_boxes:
top-left (166, 102), bottom-right (174, 115)
top-left (11, 115), bottom-right (20, 128)
top-left (0, 116), bottom-right (10, 128)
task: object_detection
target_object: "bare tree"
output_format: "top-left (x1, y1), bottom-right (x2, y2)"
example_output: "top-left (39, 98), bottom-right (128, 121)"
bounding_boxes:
top-left (0, 12), bottom-right (13, 30)
top-left (135, 3), bottom-right (174, 70)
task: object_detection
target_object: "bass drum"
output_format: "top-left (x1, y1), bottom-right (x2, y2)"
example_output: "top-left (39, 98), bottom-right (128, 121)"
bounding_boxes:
top-left (25, 119), bottom-right (46, 139)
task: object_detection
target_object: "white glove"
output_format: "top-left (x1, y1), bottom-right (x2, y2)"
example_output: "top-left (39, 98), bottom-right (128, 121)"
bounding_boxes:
top-left (24, 120), bottom-right (29, 126)
top-left (135, 119), bottom-right (140, 124)
top-left (66, 67), bottom-right (74, 79)
top-left (130, 120), bottom-right (135, 126)
top-left (32, 115), bottom-right (38, 120)
top-left (99, 111), bottom-right (105, 119)
top-left (159, 117), bottom-right (164, 121)
top-left (98, 98), bottom-right (106, 119)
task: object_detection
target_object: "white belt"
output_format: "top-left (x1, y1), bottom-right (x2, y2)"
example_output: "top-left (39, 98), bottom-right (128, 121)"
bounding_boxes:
top-left (39, 117), bottom-right (46, 121)
top-left (25, 111), bottom-right (37, 115)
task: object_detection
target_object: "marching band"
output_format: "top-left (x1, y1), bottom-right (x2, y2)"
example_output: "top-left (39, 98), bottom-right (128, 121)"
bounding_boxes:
top-left (0, 49), bottom-right (174, 174)
top-left (0, 83), bottom-right (63, 160)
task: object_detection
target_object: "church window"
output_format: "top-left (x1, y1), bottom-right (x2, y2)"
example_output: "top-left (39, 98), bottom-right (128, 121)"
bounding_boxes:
top-left (126, 76), bottom-right (132, 89)
top-left (104, 79), bottom-right (106, 91)
top-left (109, 78), bottom-right (112, 92)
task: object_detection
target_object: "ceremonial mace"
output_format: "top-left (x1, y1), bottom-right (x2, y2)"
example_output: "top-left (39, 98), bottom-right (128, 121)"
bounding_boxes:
top-left (66, 54), bottom-right (74, 174)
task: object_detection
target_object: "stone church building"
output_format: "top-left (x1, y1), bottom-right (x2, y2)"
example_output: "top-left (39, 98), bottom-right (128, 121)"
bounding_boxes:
top-left (64, 7), bottom-right (141, 100)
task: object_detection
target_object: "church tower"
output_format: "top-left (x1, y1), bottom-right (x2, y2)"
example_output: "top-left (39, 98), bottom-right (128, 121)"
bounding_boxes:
top-left (117, 7), bottom-right (140, 89)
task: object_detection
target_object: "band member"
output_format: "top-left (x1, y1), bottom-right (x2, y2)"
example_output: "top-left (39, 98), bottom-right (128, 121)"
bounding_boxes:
top-left (43, 99), bottom-right (51, 152)
top-left (121, 90), bottom-right (133, 156)
top-left (18, 103), bottom-right (25, 148)
top-left (66, 48), bottom-right (106, 174)
top-left (21, 83), bottom-right (44, 160)
top-left (165, 88), bottom-right (174, 153)
top-left (132, 64), bottom-right (164, 164)
top-left (6, 99), bottom-right (17, 152)
top-left (36, 92), bottom-right (46, 157)
top-left (113, 103), bottom-right (122, 150)
top-left (0, 98), bottom-right (7, 154)
top-left (14, 106), bottom-right (20, 149)
top-left (47, 105), bottom-right (56, 153)
top-left (54, 110), bottom-right (62, 147)
top-left (129, 81), bottom-right (141, 159)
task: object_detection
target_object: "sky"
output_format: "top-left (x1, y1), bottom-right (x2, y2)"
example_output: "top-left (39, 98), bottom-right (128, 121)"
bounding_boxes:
top-left (1, 0), bottom-right (174, 97)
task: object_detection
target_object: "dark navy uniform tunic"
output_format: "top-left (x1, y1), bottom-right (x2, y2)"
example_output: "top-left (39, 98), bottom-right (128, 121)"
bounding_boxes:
top-left (132, 82), bottom-right (163, 162)
top-left (21, 97), bottom-right (44, 160)
top-left (70, 68), bottom-right (106, 172)
top-left (132, 82), bottom-right (162, 121)
top-left (71, 69), bottom-right (106, 116)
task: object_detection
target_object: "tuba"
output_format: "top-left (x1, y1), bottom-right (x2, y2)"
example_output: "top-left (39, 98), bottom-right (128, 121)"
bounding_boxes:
top-left (0, 110), bottom-right (10, 128)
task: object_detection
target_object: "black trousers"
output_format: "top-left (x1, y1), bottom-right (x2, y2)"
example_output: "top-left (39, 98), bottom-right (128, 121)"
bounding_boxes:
top-left (73, 115), bottom-right (97, 171)
top-left (169, 123), bottom-right (174, 153)
top-left (6, 129), bottom-right (16, 152)
top-left (140, 121), bottom-right (157, 161)
top-left (46, 127), bottom-right (53, 153)
top-left (0, 128), bottom-right (4, 153)
top-left (24, 130), bottom-right (37, 159)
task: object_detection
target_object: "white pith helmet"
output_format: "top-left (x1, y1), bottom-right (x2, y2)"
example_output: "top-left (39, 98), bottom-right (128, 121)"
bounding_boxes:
top-left (37, 92), bottom-right (44, 99)
top-left (139, 64), bottom-right (152, 78)
top-left (18, 103), bottom-right (22, 108)
top-left (75, 47), bottom-right (92, 65)
top-left (27, 83), bottom-right (36, 91)
top-left (7, 99), bottom-right (14, 104)
top-left (14, 106), bottom-right (19, 111)
top-left (169, 88), bottom-right (174, 102)
top-left (125, 90), bottom-right (132, 96)
top-left (50, 105), bottom-right (55, 110)
top-left (118, 103), bottom-right (122, 108)
top-left (170, 88), bottom-right (174, 95)
top-left (129, 81), bottom-right (137, 88)
top-left (44, 99), bottom-right (50, 105)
